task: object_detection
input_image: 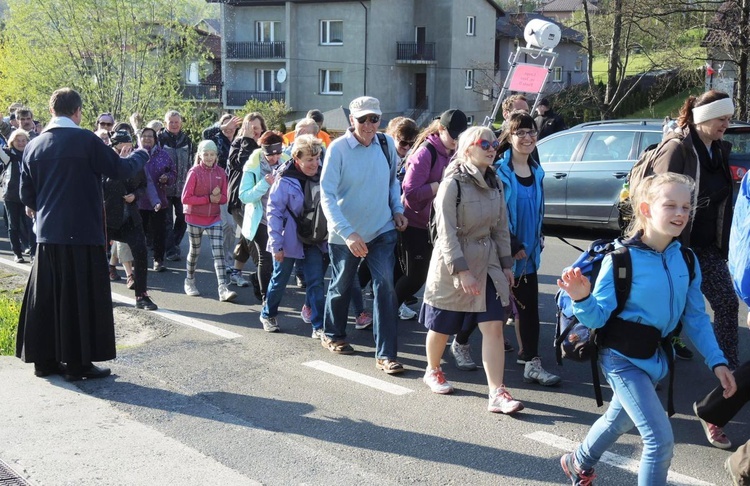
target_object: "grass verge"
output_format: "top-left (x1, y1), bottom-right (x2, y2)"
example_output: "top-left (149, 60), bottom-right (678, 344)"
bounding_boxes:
top-left (0, 293), bottom-right (20, 356)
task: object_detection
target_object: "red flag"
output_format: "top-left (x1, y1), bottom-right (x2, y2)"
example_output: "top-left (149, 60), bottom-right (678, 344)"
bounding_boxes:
top-left (706, 63), bottom-right (716, 76)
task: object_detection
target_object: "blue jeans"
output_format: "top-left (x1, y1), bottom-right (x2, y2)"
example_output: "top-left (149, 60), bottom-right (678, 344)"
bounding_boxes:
top-left (324, 230), bottom-right (398, 359)
top-left (575, 349), bottom-right (674, 486)
top-left (262, 245), bottom-right (328, 330)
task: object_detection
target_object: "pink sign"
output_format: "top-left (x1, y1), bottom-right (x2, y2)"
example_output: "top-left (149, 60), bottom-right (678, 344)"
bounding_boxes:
top-left (508, 64), bottom-right (549, 93)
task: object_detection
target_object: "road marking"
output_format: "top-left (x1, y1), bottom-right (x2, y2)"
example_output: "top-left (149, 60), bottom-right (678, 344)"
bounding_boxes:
top-left (302, 360), bottom-right (414, 395)
top-left (526, 431), bottom-right (714, 486)
top-left (2, 258), bottom-right (241, 340)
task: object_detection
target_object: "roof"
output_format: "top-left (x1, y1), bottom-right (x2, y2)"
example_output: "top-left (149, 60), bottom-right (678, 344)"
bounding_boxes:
top-left (209, 0), bottom-right (504, 10)
top-left (196, 18), bottom-right (221, 36)
top-left (496, 13), bottom-right (584, 43)
top-left (703, 1), bottom-right (739, 46)
top-left (537, 0), bottom-right (598, 13)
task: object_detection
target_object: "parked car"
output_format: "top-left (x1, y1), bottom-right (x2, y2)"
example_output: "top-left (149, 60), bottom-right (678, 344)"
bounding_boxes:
top-left (536, 119), bottom-right (750, 230)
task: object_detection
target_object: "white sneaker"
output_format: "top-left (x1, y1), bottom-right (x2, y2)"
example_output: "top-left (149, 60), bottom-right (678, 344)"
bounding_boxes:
top-left (488, 386), bottom-right (524, 414)
top-left (423, 367), bottom-right (454, 394)
top-left (523, 357), bottom-right (561, 386)
top-left (229, 270), bottom-right (249, 287)
top-left (218, 284), bottom-right (238, 302)
top-left (506, 316), bottom-right (515, 326)
top-left (260, 315), bottom-right (279, 332)
top-left (311, 328), bottom-right (325, 340)
top-left (450, 340), bottom-right (477, 371)
top-left (184, 277), bottom-right (200, 296)
top-left (398, 303), bottom-right (417, 320)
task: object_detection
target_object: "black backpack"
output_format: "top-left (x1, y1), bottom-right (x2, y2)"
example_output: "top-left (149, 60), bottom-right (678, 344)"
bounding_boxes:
top-left (290, 177), bottom-right (328, 246)
top-left (397, 141), bottom-right (437, 183)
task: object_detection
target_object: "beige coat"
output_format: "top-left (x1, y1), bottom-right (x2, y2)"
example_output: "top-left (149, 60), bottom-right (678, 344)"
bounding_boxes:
top-left (423, 161), bottom-right (513, 312)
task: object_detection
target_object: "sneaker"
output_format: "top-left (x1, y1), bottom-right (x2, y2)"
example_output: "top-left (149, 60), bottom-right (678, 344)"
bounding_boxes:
top-left (14, 256), bottom-right (26, 264)
top-left (311, 328), bottom-right (325, 339)
top-left (450, 340), bottom-right (478, 371)
top-left (260, 315), bottom-right (280, 332)
top-left (109, 264), bottom-right (121, 281)
top-left (153, 261), bottom-right (166, 272)
top-left (218, 284), bottom-right (237, 302)
top-left (488, 386), bottom-right (524, 414)
top-left (301, 305), bottom-right (312, 324)
top-left (423, 367), bottom-right (454, 394)
top-left (22, 248), bottom-right (31, 256)
top-left (398, 303), bottom-right (417, 320)
top-left (405, 295), bottom-right (419, 306)
top-left (726, 456), bottom-right (742, 486)
top-left (229, 270), bottom-right (249, 287)
top-left (523, 357), bottom-right (562, 386)
top-left (516, 354), bottom-right (531, 365)
top-left (296, 274), bottom-right (306, 288)
top-left (693, 402), bottom-right (732, 449)
top-left (504, 338), bottom-right (515, 353)
top-left (560, 452), bottom-right (596, 485)
top-left (165, 252), bottom-right (181, 262)
top-left (184, 277), bottom-right (200, 296)
top-left (672, 336), bottom-right (694, 360)
top-left (354, 311), bottom-right (373, 330)
top-left (135, 294), bottom-right (158, 311)
top-left (506, 316), bottom-right (515, 326)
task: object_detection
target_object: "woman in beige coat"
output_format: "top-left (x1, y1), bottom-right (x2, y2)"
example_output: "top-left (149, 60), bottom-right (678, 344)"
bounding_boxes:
top-left (420, 126), bottom-right (522, 414)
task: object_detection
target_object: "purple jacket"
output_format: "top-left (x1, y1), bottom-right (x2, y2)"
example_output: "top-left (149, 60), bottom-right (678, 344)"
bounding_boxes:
top-left (138, 145), bottom-right (176, 209)
top-left (401, 133), bottom-right (453, 229)
top-left (266, 170), bottom-right (327, 259)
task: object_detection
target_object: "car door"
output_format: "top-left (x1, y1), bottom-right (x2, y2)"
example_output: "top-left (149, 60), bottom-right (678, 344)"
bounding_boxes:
top-left (536, 131), bottom-right (585, 223)
top-left (565, 130), bottom-right (637, 225)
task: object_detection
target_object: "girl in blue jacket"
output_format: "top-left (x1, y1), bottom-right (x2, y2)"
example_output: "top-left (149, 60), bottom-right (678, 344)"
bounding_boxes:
top-left (557, 172), bottom-right (736, 486)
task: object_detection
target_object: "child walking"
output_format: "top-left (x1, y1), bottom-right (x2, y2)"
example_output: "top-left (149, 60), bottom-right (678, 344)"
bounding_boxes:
top-left (557, 172), bottom-right (736, 485)
top-left (182, 140), bottom-right (237, 302)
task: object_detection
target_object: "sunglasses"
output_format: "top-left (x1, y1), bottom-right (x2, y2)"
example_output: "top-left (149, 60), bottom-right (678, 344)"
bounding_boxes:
top-left (513, 129), bottom-right (538, 139)
top-left (398, 139), bottom-right (416, 148)
top-left (473, 139), bottom-right (500, 151)
top-left (99, 122), bottom-right (113, 127)
top-left (356, 114), bottom-right (380, 124)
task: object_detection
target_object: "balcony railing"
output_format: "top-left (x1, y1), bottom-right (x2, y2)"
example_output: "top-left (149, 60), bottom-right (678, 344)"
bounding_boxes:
top-left (179, 83), bottom-right (222, 101)
top-left (226, 90), bottom-right (285, 106)
top-left (226, 41), bottom-right (285, 59)
top-left (396, 42), bottom-right (436, 63)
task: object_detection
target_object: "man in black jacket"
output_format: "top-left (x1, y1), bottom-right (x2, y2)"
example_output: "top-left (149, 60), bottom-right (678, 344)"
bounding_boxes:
top-left (533, 98), bottom-right (566, 140)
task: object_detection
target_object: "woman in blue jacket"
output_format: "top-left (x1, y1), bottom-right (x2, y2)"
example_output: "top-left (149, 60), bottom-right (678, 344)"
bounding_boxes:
top-left (558, 172), bottom-right (736, 486)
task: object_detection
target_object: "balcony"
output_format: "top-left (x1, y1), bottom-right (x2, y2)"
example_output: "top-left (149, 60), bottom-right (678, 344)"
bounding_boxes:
top-left (226, 41), bottom-right (285, 60)
top-left (226, 90), bottom-right (285, 106)
top-left (179, 82), bottom-right (222, 102)
top-left (396, 42), bottom-right (436, 64)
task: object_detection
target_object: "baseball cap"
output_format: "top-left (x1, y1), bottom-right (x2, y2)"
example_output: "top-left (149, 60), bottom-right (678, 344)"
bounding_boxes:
top-left (538, 98), bottom-right (550, 107)
top-left (109, 129), bottom-right (132, 146)
top-left (349, 96), bottom-right (382, 118)
top-left (439, 109), bottom-right (468, 140)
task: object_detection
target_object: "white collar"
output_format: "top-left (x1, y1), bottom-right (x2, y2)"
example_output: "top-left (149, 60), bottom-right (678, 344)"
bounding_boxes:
top-left (42, 116), bottom-right (81, 132)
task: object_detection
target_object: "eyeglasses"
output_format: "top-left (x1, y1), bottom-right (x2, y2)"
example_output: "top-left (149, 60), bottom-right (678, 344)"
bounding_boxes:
top-left (398, 139), bottom-right (416, 149)
top-left (513, 129), bottom-right (538, 139)
top-left (356, 114), bottom-right (380, 124)
top-left (473, 139), bottom-right (500, 151)
top-left (99, 122), bottom-right (113, 127)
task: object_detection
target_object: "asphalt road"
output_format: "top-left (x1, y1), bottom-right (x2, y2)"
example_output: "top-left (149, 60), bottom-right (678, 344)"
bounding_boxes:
top-left (2, 225), bottom-right (748, 485)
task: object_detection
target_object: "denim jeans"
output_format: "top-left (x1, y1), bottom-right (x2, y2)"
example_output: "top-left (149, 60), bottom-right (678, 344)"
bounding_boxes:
top-left (324, 230), bottom-right (398, 359)
top-left (262, 245), bottom-right (328, 330)
top-left (575, 349), bottom-right (674, 486)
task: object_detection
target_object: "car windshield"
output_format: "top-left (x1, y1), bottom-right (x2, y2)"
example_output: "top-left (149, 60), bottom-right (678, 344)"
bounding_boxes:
top-left (725, 128), bottom-right (750, 157)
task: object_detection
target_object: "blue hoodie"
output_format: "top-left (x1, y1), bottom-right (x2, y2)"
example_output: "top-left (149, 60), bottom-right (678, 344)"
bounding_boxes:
top-left (729, 172), bottom-right (750, 308)
top-left (572, 237), bottom-right (728, 382)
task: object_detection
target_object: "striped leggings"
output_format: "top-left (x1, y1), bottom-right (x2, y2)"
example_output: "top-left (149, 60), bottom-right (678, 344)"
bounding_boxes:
top-left (186, 224), bottom-right (227, 285)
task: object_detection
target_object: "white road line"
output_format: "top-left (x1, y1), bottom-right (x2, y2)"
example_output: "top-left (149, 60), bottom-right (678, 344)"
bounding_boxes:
top-left (525, 431), bottom-right (715, 486)
top-left (302, 360), bottom-right (414, 395)
top-left (2, 258), bottom-right (241, 340)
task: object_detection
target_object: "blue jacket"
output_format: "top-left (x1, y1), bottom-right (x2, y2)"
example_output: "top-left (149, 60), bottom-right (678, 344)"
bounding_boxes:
top-left (238, 148), bottom-right (290, 241)
top-left (572, 238), bottom-right (728, 382)
top-left (729, 172), bottom-right (750, 308)
top-left (494, 149), bottom-right (545, 276)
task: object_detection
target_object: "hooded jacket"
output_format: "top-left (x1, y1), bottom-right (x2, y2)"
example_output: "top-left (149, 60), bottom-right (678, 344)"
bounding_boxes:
top-left (729, 173), bottom-right (750, 308)
top-left (401, 133), bottom-right (453, 229)
top-left (181, 162), bottom-right (227, 226)
top-left (238, 148), bottom-right (290, 240)
top-left (158, 129), bottom-right (193, 198)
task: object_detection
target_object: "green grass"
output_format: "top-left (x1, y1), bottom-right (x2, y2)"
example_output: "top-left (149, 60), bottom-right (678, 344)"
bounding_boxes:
top-left (592, 49), bottom-right (705, 84)
top-left (0, 292), bottom-right (21, 356)
top-left (627, 87), bottom-right (706, 119)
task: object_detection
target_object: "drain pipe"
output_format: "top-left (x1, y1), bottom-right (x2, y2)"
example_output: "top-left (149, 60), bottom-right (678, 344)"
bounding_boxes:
top-left (360, 1), bottom-right (368, 95)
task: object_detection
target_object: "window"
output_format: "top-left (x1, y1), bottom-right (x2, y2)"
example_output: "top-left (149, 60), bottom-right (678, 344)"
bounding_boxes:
top-left (257, 69), bottom-right (281, 92)
top-left (574, 58), bottom-right (583, 72)
top-left (320, 20), bottom-right (343, 45)
top-left (467, 16), bottom-right (476, 36)
top-left (320, 69), bottom-right (343, 94)
top-left (581, 132), bottom-right (636, 162)
top-left (256, 21), bottom-right (279, 42)
top-left (465, 69), bottom-right (474, 89)
top-left (466, 115), bottom-right (474, 125)
top-left (536, 132), bottom-right (585, 164)
top-left (553, 66), bottom-right (562, 82)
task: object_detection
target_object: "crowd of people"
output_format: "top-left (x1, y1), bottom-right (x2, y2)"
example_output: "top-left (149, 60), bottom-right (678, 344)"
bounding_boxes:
top-left (5, 87), bottom-right (750, 485)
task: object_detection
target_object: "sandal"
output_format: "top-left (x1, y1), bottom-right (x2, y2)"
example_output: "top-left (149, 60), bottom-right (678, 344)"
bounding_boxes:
top-left (376, 358), bottom-right (405, 374)
top-left (126, 274), bottom-right (135, 290)
top-left (321, 337), bottom-right (355, 355)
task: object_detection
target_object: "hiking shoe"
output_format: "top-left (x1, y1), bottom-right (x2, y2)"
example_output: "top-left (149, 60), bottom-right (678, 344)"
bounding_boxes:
top-left (260, 315), bottom-right (279, 332)
top-left (229, 270), bottom-right (249, 287)
top-left (184, 278), bottom-right (200, 296)
top-left (523, 357), bottom-right (562, 386)
top-left (354, 311), bottom-right (373, 330)
top-left (14, 256), bottom-right (26, 264)
top-left (423, 367), bottom-right (454, 394)
top-left (561, 452), bottom-right (596, 485)
top-left (694, 402), bottom-right (732, 449)
top-left (296, 274), bottom-right (306, 288)
top-left (135, 294), bottom-right (158, 311)
top-left (311, 328), bottom-right (325, 340)
top-left (165, 252), bottom-right (181, 262)
top-left (672, 336), bottom-right (693, 360)
top-left (398, 303), bottom-right (417, 320)
top-left (153, 261), bottom-right (166, 272)
top-left (301, 305), bottom-right (312, 324)
top-left (218, 284), bottom-right (237, 302)
top-left (450, 340), bottom-right (477, 371)
top-left (488, 386), bottom-right (524, 414)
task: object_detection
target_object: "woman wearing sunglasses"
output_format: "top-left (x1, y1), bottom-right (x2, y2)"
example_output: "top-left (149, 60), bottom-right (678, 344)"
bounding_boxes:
top-left (420, 126), bottom-right (524, 414)
top-left (495, 111), bottom-right (561, 387)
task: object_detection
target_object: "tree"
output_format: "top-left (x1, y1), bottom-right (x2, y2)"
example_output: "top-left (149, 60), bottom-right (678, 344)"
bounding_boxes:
top-left (240, 99), bottom-right (292, 133)
top-left (0, 0), bottom-right (207, 127)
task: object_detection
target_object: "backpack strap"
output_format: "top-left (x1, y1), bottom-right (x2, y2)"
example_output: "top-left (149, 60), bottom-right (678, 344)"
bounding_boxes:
top-left (680, 247), bottom-right (696, 283)
top-left (424, 141), bottom-right (437, 171)
top-left (376, 133), bottom-right (391, 169)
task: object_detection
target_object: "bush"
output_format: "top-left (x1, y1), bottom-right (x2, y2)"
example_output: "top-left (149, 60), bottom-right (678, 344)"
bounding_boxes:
top-left (0, 294), bottom-right (20, 356)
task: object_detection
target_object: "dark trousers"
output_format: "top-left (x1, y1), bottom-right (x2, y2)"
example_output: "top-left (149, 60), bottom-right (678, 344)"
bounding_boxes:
top-left (108, 219), bottom-right (148, 296)
top-left (164, 196), bottom-right (186, 257)
top-left (252, 223), bottom-right (273, 299)
top-left (140, 209), bottom-right (167, 263)
top-left (394, 226), bottom-right (432, 305)
top-left (513, 272), bottom-right (540, 359)
top-left (5, 200), bottom-right (34, 257)
top-left (695, 360), bottom-right (750, 427)
top-left (230, 207), bottom-right (256, 265)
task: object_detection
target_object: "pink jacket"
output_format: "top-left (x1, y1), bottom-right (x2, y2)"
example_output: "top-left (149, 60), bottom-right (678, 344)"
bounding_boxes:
top-left (182, 162), bottom-right (227, 226)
